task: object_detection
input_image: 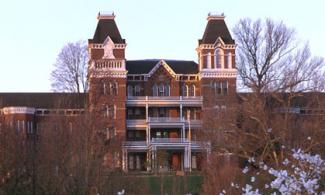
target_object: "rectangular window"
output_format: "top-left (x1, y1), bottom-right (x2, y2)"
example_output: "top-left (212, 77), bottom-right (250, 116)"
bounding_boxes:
top-left (215, 81), bottom-right (228, 96)
top-left (222, 81), bottom-right (228, 95)
top-left (127, 109), bottom-right (133, 119)
top-left (215, 82), bottom-right (222, 95)
top-left (135, 86), bottom-right (141, 96)
top-left (129, 155), bottom-right (134, 170)
top-left (104, 105), bottom-right (116, 119)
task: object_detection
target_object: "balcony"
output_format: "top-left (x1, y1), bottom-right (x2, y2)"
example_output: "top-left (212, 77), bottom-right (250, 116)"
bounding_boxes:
top-left (123, 141), bottom-right (147, 149)
top-left (126, 96), bottom-right (203, 106)
top-left (126, 117), bottom-right (202, 128)
top-left (151, 137), bottom-right (188, 143)
top-left (126, 119), bottom-right (147, 128)
top-left (90, 59), bottom-right (126, 71)
top-left (148, 117), bottom-right (184, 127)
top-left (150, 138), bottom-right (209, 148)
top-left (123, 138), bottom-right (209, 150)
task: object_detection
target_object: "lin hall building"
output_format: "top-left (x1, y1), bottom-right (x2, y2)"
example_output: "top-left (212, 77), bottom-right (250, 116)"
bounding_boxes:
top-left (88, 12), bottom-right (236, 172)
top-left (0, 12), bottom-right (237, 173)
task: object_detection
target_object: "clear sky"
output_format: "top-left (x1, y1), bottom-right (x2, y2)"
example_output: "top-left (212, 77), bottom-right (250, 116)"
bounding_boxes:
top-left (0, 0), bottom-right (324, 92)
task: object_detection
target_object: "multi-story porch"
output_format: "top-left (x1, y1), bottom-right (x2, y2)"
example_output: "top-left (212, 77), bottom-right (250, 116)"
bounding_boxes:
top-left (123, 138), bottom-right (208, 172)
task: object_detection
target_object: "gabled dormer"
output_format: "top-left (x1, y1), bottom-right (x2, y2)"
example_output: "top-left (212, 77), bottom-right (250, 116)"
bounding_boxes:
top-left (197, 13), bottom-right (236, 75)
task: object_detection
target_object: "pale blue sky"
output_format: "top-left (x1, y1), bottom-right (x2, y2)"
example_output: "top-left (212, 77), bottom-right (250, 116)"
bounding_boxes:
top-left (0, 0), bottom-right (324, 92)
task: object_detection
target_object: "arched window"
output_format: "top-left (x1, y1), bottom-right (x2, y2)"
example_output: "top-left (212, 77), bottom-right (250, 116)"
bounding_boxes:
top-left (113, 82), bottom-right (118, 95)
top-left (152, 84), bottom-right (158, 96)
top-left (182, 84), bottom-right (188, 97)
top-left (165, 84), bottom-right (170, 96)
top-left (227, 52), bottom-right (232, 69)
top-left (109, 82), bottom-right (118, 95)
top-left (214, 49), bottom-right (219, 68)
top-left (189, 84), bottom-right (195, 96)
top-left (127, 85), bottom-right (133, 96)
top-left (135, 85), bottom-right (141, 96)
top-left (207, 52), bottom-right (211, 69)
top-left (215, 82), bottom-right (222, 95)
top-left (102, 82), bottom-right (107, 95)
top-left (158, 83), bottom-right (165, 96)
top-left (214, 48), bottom-right (224, 69)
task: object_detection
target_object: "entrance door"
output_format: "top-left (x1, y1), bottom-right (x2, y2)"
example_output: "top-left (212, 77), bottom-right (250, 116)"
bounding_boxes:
top-left (171, 153), bottom-right (180, 170)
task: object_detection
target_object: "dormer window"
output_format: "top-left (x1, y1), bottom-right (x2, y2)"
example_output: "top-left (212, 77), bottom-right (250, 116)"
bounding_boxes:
top-left (153, 83), bottom-right (170, 96)
top-left (182, 85), bottom-right (188, 97)
top-left (189, 85), bottom-right (196, 96)
top-left (135, 85), bottom-right (141, 96)
top-left (158, 83), bottom-right (165, 96)
top-left (153, 84), bottom-right (158, 96)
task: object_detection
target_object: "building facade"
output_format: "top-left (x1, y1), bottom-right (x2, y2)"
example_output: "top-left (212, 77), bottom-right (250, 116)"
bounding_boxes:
top-left (87, 12), bottom-right (237, 172)
top-left (0, 12), bottom-right (237, 173)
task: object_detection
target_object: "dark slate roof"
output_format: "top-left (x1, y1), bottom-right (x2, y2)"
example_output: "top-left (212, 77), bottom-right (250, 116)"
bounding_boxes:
top-left (199, 19), bottom-right (234, 44)
top-left (126, 60), bottom-right (199, 74)
top-left (0, 93), bottom-right (87, 109)
top-left (89, 19), bottom-right (125, 44)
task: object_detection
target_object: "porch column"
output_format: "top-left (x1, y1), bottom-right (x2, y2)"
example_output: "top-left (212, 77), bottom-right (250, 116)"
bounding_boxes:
top-left (152, 147), bottom-right (156, 171)
top-left (146, 104), bottom-right (148, 121)
top-left (180, 104), bottom-right (183, 119)
top-left (146, 126), bottom-right (149, 144)
top-left (182, 124), bottom-right (185, 139)
top-left (147, 150), bottom-right (151, 171)
top-left (184, 146), bottom-right (189, 170)
top-left (148, 125), bottom-right (151, 143)
top-left (122, 149), bottom-right (127, 172)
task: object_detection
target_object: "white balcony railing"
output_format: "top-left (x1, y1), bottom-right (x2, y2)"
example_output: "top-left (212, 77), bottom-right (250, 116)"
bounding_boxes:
top-left (151, 138), bottom-right (189, 143)
top-left (127, 96), bottom-right (202, 101)
top-left (148, 117), bottom-right (184, 123)
top-left (92, 59), bottom-right (125, 70)
top-left (123, 141), bottom-right (147, 147)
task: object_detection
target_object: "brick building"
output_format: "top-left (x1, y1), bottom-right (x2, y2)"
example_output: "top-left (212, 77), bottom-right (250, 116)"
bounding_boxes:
top-left (0, 12), bottom-right (238, 173)
top-left (87, 12), bottom-right (237, 172)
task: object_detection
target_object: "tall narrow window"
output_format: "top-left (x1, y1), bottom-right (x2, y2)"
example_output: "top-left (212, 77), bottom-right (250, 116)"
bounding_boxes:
top-left (153, 84), bottom-right (158, 96)
top-left (165, 84), bottom-right (170, 96)
top-left (189, 85), bottom-right (195, 96)
top-left (103, 82), bottom-right (107, 95)
top-left (214, 49), bottom-right (219, 68)
top-left (215, 82), bottom-right (222, 95)
top-left (127, 85), bottom-right (133, 96)
top-left (222, 81), bottom-right (228, 95)
top-left (129, 155), bottom-right (134, 170)
top-left (158, 83), bottom-right (164, 96)
top-left (224, 53), bottom-right (229, 69)
top-left (182, 84), bottom-right (188, 97)
top-left (227, 52), bottom-right (232, 69)
top-left (207, 52), bottom-right (211, 69)
top-left (215, 48), bottom-right (224, 68)
top-left (134, 85), bottom-right (141, 96)
top-left (112, 82), bottom-right (118, 95)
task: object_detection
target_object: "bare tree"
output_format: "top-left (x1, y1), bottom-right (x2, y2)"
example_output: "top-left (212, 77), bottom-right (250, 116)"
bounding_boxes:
top-left (233, 18), bottom-right (324, 93)
top-left (51, 41), bottom-right (88, 93)
top-left (231, 18), bottom-right (325, 166)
